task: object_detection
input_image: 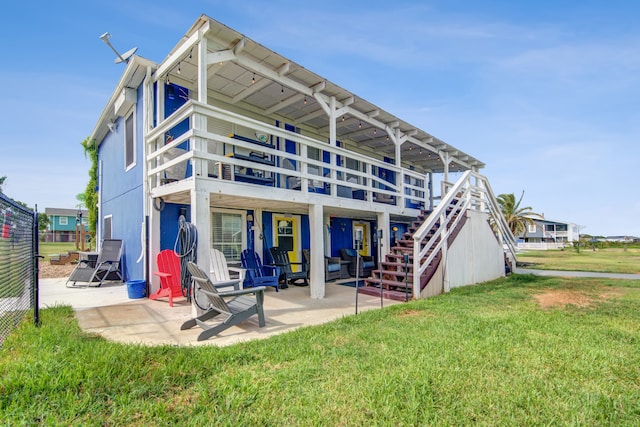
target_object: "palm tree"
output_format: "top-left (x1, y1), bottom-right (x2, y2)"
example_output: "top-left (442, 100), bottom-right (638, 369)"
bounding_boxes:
top-left (497, 191), bottom-right (541, 237)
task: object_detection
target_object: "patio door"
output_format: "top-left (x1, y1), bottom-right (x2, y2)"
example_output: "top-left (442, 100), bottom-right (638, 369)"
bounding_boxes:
top-left (353, 222), bottom-right (370, 256)
top-left (273, 215), bottom-right (301, 270)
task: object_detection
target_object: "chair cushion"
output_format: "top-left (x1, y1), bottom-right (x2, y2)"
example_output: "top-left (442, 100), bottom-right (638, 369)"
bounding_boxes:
top-left (362, 261), bottom-right (375, 268)
top-left (343, 248), bottom-right (356, 256)
top-left (327, 264), bottom-right (340, 272)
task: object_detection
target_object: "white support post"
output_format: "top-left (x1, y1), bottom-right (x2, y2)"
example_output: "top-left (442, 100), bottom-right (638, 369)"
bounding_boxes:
top-left (191, 184), bottom-right (211, 316)
top-left (377, 211), bottom-right (390, 257)
top-left (197, 36), bottom-right (208, 103)
top-left (143, 66), bottom-right (153, 290)
top-left (309, 203), bottom-right (325, 299)
top-left (329, 96), bottom-right (337, 196)
top-left (428, 172), bottom-right (434, 210)
top-left (156, 72), bottom-right (165, 125)
top-left (253, 208), bottom-right (264, 258)
top-left (329, 96), bottom-right (337, 146)
top-left (191, 111), bottom-right (208, 179)
top-left (441, 151), bottom-right (450, 185)
top-left (148, 198), bottom-right (161, 295)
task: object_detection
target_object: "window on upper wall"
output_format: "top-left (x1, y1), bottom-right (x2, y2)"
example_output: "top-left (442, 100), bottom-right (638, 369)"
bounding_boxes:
top-left (103, 215), bottom-right (112, 240)
top-left (59, 217), bottom-right (68, 226)
top-left (125, 110), bottom-right (135, 170)
top-left (528, 224), bottom-right (536, 233)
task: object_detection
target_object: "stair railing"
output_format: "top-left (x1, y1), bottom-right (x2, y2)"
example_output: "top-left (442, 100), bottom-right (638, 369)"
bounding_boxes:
top-left (411, 171), bottom-right (517, 298)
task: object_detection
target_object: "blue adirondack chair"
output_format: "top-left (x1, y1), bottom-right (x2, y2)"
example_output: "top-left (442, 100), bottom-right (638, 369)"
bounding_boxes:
top-left (241, 249), bottom-right (281, 292)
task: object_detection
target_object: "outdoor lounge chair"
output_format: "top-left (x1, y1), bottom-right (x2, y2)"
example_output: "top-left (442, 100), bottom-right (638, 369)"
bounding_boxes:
top-left (65, 239), bottom-right (123, 287)
top-left (325, 256), bottom-right (342, 281)
top-left (340, 248), bottom-right (375, 278)
top-left (150, 249), bottom-right (186, 307)
top-left (241, 249), bottom-right (280, 292)
top-left (181, 261), bottom-right (266, 341)
top-left (302, 249), bottom-right (341, 281)
top-left (269, 246), bottom-right (308, 287)
top-left (209, 248), bottom-right (245, 289)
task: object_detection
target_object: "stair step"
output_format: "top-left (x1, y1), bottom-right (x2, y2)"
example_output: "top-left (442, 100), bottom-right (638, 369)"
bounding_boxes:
top-left (380, 260), bottom-right (413, 270)
top-left (364, 277), bottom-right (412, 289)
top-left (371, 269), bottom-right (413, 283)
top-left (358, 285), bottom-right (411, 302)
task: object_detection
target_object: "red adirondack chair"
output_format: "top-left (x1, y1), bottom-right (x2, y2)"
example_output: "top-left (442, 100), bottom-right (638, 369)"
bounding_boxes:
top-left (150, 249), bottom-right (186, 307)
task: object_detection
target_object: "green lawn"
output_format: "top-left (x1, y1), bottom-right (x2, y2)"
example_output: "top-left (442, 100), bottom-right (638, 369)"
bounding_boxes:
top-left (518, 248), bottom-right (640, 274)
top-left (38, 242), bottom-right (79, 259)
top-left (2, 274), bottom-right (639, 425)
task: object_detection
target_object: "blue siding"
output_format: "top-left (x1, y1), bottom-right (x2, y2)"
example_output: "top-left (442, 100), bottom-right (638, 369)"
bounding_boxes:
top-left (330, 218), bottom-right (353, 257)
top-left (159, 203), bottom-right (191, 251)
top-left (98, 84), bottom-right (146, 281)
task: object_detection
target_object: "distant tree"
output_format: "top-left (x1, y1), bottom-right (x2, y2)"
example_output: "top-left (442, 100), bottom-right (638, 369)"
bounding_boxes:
top-left (81, 137), bottom-right (98, 237)
top-left (0, 175), bottom-right (5, 192)
top-left (76, 193), bottom-right (86, 210)
top-left (497, 191), bottom-right (541, 237)
top-left (38, 212), bottom-right (49, 231)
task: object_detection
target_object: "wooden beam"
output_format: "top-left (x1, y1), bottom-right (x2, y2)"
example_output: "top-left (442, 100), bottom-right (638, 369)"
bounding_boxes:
top-left (231, 78), bottom-right (270, 104)
top-left (206, 49), bottom-right (235, 65)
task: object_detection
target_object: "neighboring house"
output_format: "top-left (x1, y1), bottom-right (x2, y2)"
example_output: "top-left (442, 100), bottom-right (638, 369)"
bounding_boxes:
top-left (88, 15), bottom-right (515, 299)
top-left (517, 216), bottom-right (580, 250)
top-left (44, 208), bottom-right (88, 243)
top-left (605, 236), bottom-right (639, 243)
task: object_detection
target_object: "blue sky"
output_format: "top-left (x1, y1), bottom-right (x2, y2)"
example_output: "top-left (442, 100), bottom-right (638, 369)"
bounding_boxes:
top-left (1, 1), bottom-right (638, 236)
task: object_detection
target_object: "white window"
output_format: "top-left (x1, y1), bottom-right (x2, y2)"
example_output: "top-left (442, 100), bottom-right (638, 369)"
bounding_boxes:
top-left (59, 217), bottom-right (68, 226)
top-left (211, 210), bottom-right (246, 262)
top-left (528, 224), bottom-right (536, 233)
top-left (125, 110), bottom-right (136, 170)
top-left (103, 215), bottom-right (113, 240)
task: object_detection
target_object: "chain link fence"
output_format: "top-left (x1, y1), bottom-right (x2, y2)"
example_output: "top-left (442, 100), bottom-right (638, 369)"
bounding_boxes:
top-left (0, 192), bottom-right (37, 347)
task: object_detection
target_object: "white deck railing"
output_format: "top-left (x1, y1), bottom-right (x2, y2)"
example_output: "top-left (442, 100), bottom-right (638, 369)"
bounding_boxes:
top-left (145, 100), bottom-right (429, 210)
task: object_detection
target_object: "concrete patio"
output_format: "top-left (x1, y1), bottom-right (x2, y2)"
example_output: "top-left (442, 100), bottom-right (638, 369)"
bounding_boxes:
top-left (39, 278), bottom-right (402, 347)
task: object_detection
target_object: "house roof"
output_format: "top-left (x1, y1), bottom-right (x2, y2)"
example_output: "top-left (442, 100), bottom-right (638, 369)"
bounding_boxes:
top-left (525, 215), bottom-right (577, 227)
top-left (45, 208), bottom-right (88, 216)
top-left (93, 14), bottom-right (484, 174)
top-left (90, 56), bottom-right (156, 144)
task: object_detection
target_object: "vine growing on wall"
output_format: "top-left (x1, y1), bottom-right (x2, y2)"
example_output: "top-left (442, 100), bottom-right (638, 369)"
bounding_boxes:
top-left (81, 137), bottom-right (98, 237)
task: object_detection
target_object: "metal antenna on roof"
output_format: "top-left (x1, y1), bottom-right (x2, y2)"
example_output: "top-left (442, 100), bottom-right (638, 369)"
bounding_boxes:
top-left (100, 32), bottom-right (138, 64)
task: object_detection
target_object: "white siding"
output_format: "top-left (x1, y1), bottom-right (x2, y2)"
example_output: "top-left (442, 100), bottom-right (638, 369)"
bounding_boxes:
top-left (446, 210), bottom-right (504, 290)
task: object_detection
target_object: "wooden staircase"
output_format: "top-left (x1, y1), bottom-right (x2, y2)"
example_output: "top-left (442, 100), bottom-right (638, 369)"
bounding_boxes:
top-left (359, 200), bottom-right (467, 301)
top-left (49, 251), bottom-right (79, 265)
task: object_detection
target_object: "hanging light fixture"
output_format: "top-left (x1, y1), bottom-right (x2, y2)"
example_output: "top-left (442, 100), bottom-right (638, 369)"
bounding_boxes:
top-left (281, 85), bottom-right (284, 93)
top-left (252, 73), bottom-right (255, 84)
top-left (304, 96), bottom-right (307, 105)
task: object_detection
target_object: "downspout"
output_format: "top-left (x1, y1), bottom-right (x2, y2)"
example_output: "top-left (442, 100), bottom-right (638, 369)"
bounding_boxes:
top-left (142, 65), bottom-right (153, 294)
top-left (98, 160), bottom-right (103, 242)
